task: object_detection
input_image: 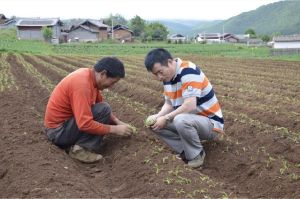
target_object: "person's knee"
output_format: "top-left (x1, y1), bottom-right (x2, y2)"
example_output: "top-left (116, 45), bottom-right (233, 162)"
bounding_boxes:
top-left (93, 102), bottom-right (111, 116)
top-left (173, 114), bottom-right (191, 129)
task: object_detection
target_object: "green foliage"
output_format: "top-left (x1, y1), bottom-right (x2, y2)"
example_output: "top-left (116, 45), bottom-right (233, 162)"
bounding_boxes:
top-left (195, 1), bottom-right (300, 35)
top-left (144, 22), bottom-right (169, 41)
top-left (261, 35), bottom-right (271, 42)
top-left (245, 28), bottom-right (256, 38)
top-left (42, 26), bottom-right (53, 41)
top-left (103, 13), bottom-right (128, 26)
top-left (129, 15), bottom-right (146, 37)
top-left (0, 28), bottom-right (17, 40)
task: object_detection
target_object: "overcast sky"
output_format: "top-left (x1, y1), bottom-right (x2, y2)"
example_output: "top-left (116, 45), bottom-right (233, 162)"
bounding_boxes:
top-left (1, 0), bottom-right (282, 20)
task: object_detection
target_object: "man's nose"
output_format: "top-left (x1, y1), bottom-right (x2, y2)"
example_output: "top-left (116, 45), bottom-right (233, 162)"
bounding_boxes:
top-left (157, 74), bottom-right (163, 81)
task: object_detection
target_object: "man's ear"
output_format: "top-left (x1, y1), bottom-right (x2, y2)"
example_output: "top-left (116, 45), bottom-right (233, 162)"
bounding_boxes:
top-left (99, 70), bottom-right (107, 77)
top-left (167, 59), bottom-right (173, 66)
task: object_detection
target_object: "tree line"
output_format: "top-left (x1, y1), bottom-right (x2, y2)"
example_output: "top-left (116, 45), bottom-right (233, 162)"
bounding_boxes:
top-left (103, 14), bottom-right (169, 41)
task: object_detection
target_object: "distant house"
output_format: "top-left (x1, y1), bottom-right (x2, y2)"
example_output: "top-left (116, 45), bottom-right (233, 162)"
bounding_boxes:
top-left (67, 19), bottom-right (109, 42)
top-left (195, 33), bottom-right (238, 43)
top-left (110, 25), bottom-right (133, 42)
top-left (0, 14), bottom-right (7, 24)
top-left (16, 18), bottom-right (63, 42)
top-left (168, 34), bottom-right (186, 43)
top-left (273, 35), bottom-right (300, 49)
top-left (0, 14), bottom-right (17, 29)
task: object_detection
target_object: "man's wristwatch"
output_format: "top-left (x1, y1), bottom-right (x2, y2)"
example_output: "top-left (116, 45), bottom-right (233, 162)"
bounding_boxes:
top-left (165, 115), bottom-right (172, 122)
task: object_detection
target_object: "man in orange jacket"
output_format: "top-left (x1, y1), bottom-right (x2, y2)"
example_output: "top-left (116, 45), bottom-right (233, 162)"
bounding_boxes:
top-left (44, 57), bottom-right (133, 163)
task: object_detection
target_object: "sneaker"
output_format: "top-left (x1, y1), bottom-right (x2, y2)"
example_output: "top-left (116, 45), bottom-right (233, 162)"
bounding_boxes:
top-left (176, 151), bottom-right (188, 163)
top-left (69, 145), bottom-right (103, 163)
top-left (188, 150), bottom-right (206, 168)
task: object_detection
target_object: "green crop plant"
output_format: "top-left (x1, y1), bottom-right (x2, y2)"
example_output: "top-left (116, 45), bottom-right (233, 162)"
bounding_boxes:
top-left (175, 176), bottom-right (191, 185)
top-left (279, 160), bottom-right (288, 175)
top-left (151, 145), bottom-right (164, 156)
top-left (168, 166), bottom-right (182, 177)
top-left (128, 124), bottom-right (138, 134)
top-left (153, 163), bottom-right (161, 174)
top-left (16, 54), bottom-right (54, 92)
top-left (290, 173), bottom-right (299, 181)
top-left (174, 188), bottom-right (185, 196)
top-left (162, 156), bottom-right (169, 164)
top-left (163, 177), bottom-right (173, 185)
top-left (143, 157), bottom-right (151, 164)
top-left (144, 115), bottom-right (156, 128)
top-left (266, 156), bottom-right (276, 168)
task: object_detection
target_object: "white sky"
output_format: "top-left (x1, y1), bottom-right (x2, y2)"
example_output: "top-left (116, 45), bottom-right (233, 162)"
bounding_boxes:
top-left (1, 0), bottom-right (281, 20)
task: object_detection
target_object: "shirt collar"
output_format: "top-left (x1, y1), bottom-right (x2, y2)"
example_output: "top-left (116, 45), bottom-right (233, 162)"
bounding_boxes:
top-left (90, 69), bottom-right (98, 88)
top-left (172, 58), bottom-right (182, 81)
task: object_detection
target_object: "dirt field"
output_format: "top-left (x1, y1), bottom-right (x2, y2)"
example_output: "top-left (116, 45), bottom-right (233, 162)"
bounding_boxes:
top-left (0, 53), bottom-right (299, 198)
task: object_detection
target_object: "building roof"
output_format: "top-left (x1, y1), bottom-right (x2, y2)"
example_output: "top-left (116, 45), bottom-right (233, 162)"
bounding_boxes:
top-left (80, 19), bottom-right (109, 28)
top-left (196, 33), bottom-right (238, 40)
top-left (111, 24), bottom-right (133, 33)
top-left (0, 14), bottom-right (7, 20)
top-left (273, 35), bottom-right (300, 42)
top-left (69, 25), bottom-right (99, 33)
top-left (16, 18), bottom-right (63, 27)
top-left (170, 34), bottom-right (185, 38)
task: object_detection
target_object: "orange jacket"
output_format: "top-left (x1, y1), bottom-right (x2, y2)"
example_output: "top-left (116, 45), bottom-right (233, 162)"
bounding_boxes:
top-left (44, 68), bottom-right (112, 135)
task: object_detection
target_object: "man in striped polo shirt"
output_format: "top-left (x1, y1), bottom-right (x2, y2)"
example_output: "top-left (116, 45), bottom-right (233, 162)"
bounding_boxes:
top-left (144, 48), bottom-right (224, 168)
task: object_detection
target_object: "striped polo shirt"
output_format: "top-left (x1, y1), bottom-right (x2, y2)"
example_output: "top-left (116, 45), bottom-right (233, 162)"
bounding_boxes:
top-left (163, 58), bottom-right (224, 133)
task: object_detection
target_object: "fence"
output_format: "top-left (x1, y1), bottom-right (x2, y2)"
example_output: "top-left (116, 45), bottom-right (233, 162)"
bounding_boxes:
top-left (270, 48), bottom-right (300, 56)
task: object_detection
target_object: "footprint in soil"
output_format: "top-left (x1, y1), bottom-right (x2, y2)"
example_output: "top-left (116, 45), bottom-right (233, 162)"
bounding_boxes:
top-left (0, 168), bottom-right (8, 179)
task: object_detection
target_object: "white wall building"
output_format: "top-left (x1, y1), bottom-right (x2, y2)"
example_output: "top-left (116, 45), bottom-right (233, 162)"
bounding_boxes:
top-left (273, 35), bottom-right (300, 49)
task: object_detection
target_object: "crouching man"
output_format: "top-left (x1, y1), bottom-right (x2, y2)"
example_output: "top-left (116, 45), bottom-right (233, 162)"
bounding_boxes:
top-left (144, 48), bottom-right (224, 168)
top-left (44, 57), bottom-right (133, 163)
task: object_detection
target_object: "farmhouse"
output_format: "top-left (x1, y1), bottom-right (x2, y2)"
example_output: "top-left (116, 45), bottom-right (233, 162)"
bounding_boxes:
top-left (16, 18), bottom-right (63, 41)
top-left (0, 14), bottom-right (7, 24)
top-left (0, 14), bottom-right (17, 29)
top-left (110, 25), bottom-right (133, 42)
top-left (67, 19), bottom-right (109, 42)
top-left (273, 34), bottom-right (300, 49)
top-left (168, 34), bottom-right (186, 43)
top-left (195, 33), bottom-right (238, 43)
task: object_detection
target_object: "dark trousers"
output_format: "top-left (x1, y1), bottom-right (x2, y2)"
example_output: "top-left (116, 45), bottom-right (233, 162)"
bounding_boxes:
top-left (45, 102), bottom-right (111, 152)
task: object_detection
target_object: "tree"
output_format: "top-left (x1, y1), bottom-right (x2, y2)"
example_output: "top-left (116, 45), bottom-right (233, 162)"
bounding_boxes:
top-left (144, 22), bottom-right (169, 41)
top-left (104, 14), bottom-right (128, 26)
top-left (42, 26), bottom-right (53, 42)
top-left (261, 35), bottom-right (271, 42)
top-left (129, 15), bottom-right (146, 37)
top-left (245, 28), bottom-right (256, 38)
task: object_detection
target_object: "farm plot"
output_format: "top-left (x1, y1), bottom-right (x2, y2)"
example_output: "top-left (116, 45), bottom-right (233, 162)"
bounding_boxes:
top-left (0, 53), bottom-right (299, 198)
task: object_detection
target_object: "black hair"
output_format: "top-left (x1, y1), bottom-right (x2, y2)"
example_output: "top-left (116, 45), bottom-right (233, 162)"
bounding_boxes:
top-left (94, 57), bottom-right (125, 78)
top-left (144, 48), bottom-right (173, 72)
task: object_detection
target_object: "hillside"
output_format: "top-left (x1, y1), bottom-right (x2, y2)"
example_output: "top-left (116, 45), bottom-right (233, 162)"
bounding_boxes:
top-left (195, 0), bottom-right (300, 35)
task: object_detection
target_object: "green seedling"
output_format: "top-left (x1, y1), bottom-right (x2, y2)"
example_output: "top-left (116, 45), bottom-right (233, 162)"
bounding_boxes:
top-left (143, 157), bottom-right (151, 164)
top-left (174, 188), bottom-right (185, 196)
top-left (153, 163), bottom-right (161, 174)
top-left (129, 124), bottom-right (138, 134)
top-left (163, 177), bottom-right (173, 185)
top-left (280, 160), bottom-right (288, 175)
top-left (162, 156), bottom-right (169, 164)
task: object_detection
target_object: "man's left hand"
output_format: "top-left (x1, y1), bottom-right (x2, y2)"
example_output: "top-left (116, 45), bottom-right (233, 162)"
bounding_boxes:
top-left (151, 116), bottom-right (167, 131)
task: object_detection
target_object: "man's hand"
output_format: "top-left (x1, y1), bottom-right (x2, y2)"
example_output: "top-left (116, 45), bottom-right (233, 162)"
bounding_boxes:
top-left (151, 116), bottom-right (167, 131)
top-left (110, 124), bottom-right (133, 136)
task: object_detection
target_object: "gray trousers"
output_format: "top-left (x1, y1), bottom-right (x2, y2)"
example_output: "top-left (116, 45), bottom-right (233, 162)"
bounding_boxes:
top-left (154, 113), bottom-right (217, 160)
top-left (45, 102), bottom-right (111, 152)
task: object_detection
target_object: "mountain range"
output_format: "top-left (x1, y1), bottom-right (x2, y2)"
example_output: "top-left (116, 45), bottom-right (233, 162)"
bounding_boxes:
top-left (159, 0), bottom-right (300, 37)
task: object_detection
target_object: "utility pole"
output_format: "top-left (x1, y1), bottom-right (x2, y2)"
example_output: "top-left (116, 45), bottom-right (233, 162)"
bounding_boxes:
top-left (222, 25), bottom-right (224, 44)
top-left (111, 19), bottom-right (114, 40)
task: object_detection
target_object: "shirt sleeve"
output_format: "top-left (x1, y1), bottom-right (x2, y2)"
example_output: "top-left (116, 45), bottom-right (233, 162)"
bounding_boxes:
top-left (181, 68), bottom-right (206, 99)
top-left (70, 87), bottom-right (110, 135)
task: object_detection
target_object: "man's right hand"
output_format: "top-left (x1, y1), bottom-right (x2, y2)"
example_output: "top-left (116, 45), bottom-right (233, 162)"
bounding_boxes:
top-left (109, 124), bottom-right (133, 136)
